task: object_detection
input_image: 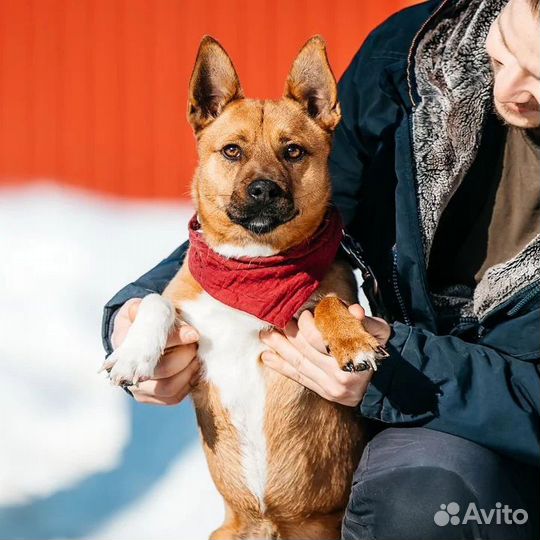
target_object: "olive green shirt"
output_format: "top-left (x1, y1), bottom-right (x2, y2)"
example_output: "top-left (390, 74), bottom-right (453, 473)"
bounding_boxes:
top-left (429, 126), bottom-right (540, 293)
top-left (475, 128), bottom-right (540, 282)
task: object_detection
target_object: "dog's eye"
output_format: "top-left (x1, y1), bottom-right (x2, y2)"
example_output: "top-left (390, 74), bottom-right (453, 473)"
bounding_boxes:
top-left (283, 144), bottom-right (305, 162)
top-left (221, 144), bottom-right (242, 161)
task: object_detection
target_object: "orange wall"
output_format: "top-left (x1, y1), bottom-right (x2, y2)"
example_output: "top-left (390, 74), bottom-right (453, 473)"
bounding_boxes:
top-left (0, 0), bottom-right (417, 199)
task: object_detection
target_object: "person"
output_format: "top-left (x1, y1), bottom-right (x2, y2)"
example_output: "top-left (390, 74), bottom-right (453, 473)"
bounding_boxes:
top-left (102, 0), bottom-right (540, 537)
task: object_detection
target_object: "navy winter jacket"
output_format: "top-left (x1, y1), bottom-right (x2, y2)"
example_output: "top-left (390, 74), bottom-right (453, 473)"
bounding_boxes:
top-left (103, 0), bottom-right (540, 466)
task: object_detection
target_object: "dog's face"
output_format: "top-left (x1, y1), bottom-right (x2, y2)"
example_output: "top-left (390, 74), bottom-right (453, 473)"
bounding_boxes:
top-left (188, 36), bottom-right (341, 255)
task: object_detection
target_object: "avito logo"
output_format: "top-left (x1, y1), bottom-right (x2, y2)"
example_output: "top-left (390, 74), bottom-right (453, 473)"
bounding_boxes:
top-left (434, 502), bottom-right (528, 527)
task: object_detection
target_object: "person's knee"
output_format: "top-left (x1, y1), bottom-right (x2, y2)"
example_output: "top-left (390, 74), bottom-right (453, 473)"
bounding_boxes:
top-left (343, 462), bottom-right (476, 540)
top-left (341, 428), bottom-right (538, 540)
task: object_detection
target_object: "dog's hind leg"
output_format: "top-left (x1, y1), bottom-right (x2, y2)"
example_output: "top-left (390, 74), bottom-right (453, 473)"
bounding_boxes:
top-left (102, 293), bottom-right (176, 385)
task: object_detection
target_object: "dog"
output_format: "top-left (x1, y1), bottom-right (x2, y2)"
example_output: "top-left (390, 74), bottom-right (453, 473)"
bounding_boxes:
top-left (104, 35), bottom-right (384, 540)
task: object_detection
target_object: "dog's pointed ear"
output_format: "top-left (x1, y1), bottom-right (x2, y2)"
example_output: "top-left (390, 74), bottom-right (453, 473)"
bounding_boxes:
top-left (284, 36), bottom-right (341, 132)
top-left (188, 36), bottom-right (244, 133)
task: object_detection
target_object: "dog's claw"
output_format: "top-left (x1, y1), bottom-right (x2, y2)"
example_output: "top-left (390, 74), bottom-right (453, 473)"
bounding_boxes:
top-left (353, 360), bottom-right (371, 372)
top-left (374, 345), bottom-right (389, 359)
top-left (342, 360), bottom-right (371, 372)
top-left (341, 351), bottom-right (381, 373)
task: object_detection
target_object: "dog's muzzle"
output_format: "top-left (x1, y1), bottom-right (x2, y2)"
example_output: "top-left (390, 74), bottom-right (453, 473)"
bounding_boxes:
top-left (227, 180), bottom-right (298, 235)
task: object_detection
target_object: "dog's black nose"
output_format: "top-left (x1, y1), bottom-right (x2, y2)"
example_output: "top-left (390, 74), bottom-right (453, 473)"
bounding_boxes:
top-left (247, 179), bottom-right (281, 203)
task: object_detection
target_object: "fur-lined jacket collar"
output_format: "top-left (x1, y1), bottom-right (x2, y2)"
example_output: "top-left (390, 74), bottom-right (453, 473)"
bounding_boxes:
top-left (410, 0), bottom-right (539, 320)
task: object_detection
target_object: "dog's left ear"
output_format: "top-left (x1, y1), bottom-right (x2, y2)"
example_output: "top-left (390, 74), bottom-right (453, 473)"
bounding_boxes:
top-left (285, 36), bottom-right (341, 132)
top-left (188, 36), bottom-right (244, 133)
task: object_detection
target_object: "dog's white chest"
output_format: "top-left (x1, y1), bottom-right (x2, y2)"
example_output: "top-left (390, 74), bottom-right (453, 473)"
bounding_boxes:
top-left (182, 292), bottom-right (270, 509)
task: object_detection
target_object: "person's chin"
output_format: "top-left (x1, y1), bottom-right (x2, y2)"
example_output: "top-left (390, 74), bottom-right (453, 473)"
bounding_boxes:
top-left (495, 101), bottom-right (540, 129)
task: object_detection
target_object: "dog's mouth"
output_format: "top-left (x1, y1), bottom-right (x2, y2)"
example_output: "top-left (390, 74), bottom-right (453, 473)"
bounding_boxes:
top-left (226, 200), bottom-right (299, 235)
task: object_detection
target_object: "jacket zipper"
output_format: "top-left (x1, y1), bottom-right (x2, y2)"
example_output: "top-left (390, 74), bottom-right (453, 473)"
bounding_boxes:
top-left (468, 281), bottom-right (540, 339)
top-left (488, 279), bottom-right (540, 320)
top-left (507, 281), bottom-right (540, 316)
top-left (392, 247), bottom-right (412, 325)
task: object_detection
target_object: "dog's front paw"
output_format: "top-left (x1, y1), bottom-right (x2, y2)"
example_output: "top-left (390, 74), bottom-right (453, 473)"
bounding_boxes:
top-left (314, 295), bottom-right (389, 373)
top-left (100, 293), bottom-right (176, 386)
top-left (326, 331), bottom-right (387, 373)
top-left (340, 346), bottom-right (388, 373)
top-left (103, 343), bottom-right (161, 386)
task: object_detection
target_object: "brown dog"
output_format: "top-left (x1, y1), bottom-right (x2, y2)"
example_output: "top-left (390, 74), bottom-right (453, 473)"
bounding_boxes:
top-left (105, 35), bottom-right (383, 539)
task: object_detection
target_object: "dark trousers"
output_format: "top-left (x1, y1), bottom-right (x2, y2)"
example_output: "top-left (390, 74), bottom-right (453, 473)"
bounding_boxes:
top-left (342, 428), bottom-right (539, 540)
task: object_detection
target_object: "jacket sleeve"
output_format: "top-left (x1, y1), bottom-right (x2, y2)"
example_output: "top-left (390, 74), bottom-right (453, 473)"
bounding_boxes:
top-left (101, 241), bottom-right (189, 355)
top-left (330, 55), bottom-right (372, 227)
top-left (360, 321), bottom-right (540, 466)
top-left (330, 41), bottom-right (402, 227)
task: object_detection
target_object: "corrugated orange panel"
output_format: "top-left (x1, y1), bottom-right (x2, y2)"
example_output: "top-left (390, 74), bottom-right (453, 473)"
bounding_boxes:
top-left (33, 0), bottom-right (63, 178)
top-left (0, 0), bottom-right (419, 199)
top-left (0, 0), bottom-right (34, 178)
top-left (61, 0), bottom-right (92, 190)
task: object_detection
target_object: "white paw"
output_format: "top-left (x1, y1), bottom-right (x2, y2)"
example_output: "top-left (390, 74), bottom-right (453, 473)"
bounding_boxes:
top-left (101, 293), bottom-right (176, 386)
top-left (105, 342), bottom-right (162, 385)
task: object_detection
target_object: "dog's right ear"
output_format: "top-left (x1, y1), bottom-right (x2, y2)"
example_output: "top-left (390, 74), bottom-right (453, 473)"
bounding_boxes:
top-left (188, 36), bottom-right (244, 133)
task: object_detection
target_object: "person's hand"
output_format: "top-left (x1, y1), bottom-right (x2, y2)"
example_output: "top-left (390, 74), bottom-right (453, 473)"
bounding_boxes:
top-left (259, 304), bottom-right (391, 407)
top-left (111, 298), bottom-right (201, 405)
top-left (348, 304), bottom-right (392, 348)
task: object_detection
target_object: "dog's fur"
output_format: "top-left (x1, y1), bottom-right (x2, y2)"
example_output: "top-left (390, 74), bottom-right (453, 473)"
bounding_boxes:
top-left (106, 36), bottom-right (381, 539)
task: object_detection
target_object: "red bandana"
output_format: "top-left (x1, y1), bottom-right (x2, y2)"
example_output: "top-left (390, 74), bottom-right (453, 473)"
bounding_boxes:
top-left (188, 209), bottom-right (343, 329)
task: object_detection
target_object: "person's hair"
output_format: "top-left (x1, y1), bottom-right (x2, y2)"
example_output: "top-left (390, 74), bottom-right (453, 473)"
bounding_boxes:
top-left (530, 0), bottom-right (540, 16)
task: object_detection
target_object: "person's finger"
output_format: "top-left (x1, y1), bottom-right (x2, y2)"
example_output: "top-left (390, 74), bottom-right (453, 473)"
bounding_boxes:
top-left (348, 303), bottom-right (366, 320)
top-left (134, 357), bottom-right (200, 399)
top-left (165, 323), bottom-right (199, 349)
top-left (127, 299), bottom-right (142, 322)
top-left (260, 329), bottom-right (333, 388)
top-left (132, 385), bottom-right (192, 406)
top-left (296, 311), bottom-right (328, 354)
top-left (261, 350), bottom-right (367, 406)
top-left (111, 298), bottom-right (142, 349)
top-left (346, 304), bottom-right (391, 345)
top-left (362, 316), bottom-right (382, 336)
top-left (260, 351), bottom-right (330, 398)
top-left (284, 318), bottom-right (347, 376)
top-left (362, 316), bottom-right (392, 345)
top-left (152, 346), bottom-right (199, 379)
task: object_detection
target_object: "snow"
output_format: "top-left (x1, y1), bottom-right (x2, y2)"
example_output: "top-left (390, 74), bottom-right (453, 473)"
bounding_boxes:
top-left (0, 183), bottom-right (223, 539)
top-left (90, 442), bottom-right (224, 540)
